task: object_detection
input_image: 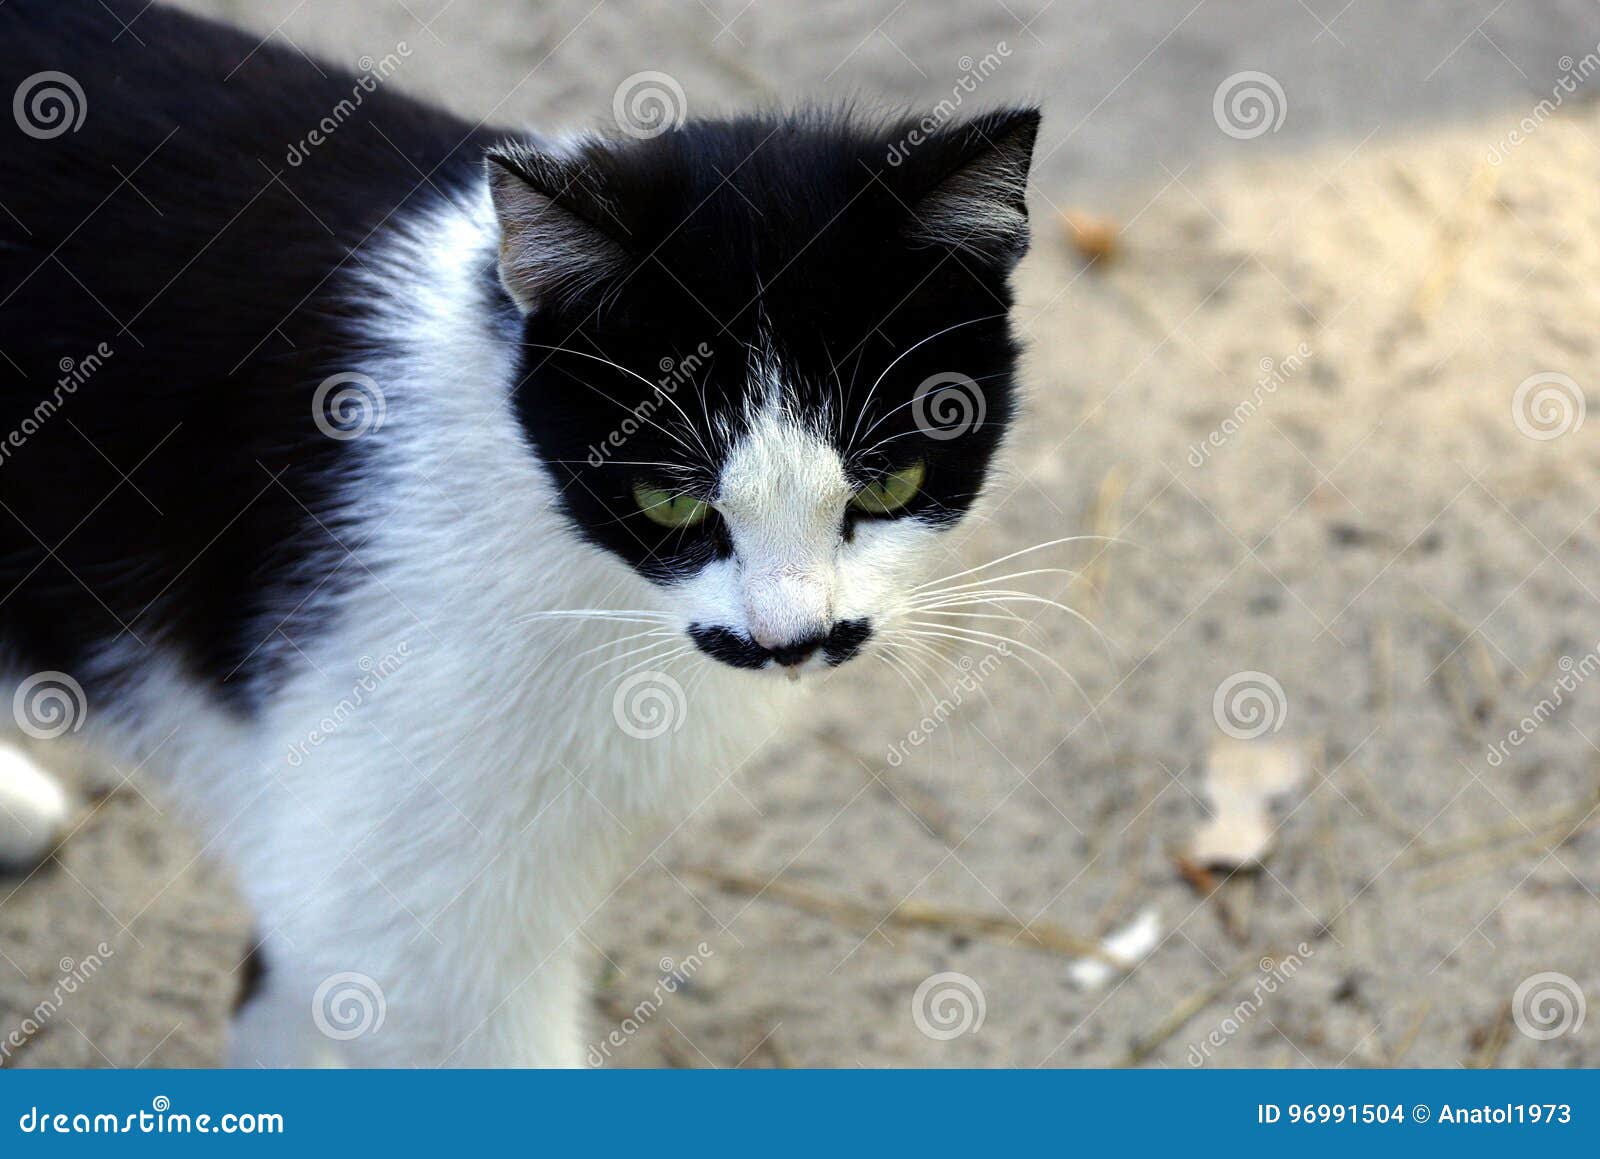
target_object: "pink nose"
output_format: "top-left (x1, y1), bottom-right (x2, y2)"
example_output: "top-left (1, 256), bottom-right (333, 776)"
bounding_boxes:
top-left (744, 571), bottom-right (832, 650)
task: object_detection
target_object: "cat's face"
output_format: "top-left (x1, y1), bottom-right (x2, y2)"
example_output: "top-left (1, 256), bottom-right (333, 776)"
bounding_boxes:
top-left (488, 109), bottom-right (1039, 675)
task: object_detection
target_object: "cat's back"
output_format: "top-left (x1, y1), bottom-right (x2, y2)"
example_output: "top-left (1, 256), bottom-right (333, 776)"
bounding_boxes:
top-left (0, 0), bottom-right (501, 703)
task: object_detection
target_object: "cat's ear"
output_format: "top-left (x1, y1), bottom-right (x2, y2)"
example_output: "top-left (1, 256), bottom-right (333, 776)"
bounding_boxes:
top-left (897, 107), bottom-right (1041, 269)
top-left (484, 141), bottom-right (631, 314)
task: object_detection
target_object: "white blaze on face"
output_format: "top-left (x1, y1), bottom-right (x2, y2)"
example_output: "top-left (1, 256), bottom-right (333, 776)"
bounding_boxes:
top-left (716, 413), bottom-right (851, 649)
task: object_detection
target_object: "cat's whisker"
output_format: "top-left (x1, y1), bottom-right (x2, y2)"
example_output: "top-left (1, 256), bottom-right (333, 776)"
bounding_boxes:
top-left (580, 636), bottom-right (690, 681)
top-left (912, 589), bottom-right (1120, 662)
top-left (848, 370), bottom-right (1014, 461)
top-left (523, 341), bottom-right (709, 454)
top-left (913, 567), bottom-right (1084, 598)
top-left (544, 363), bottom-right (707, 465)
top-left (891, 626), bottom-right (1053, 709)
top-left (608, 644), bottom-right (695, 686)
top-left (872, 648), bottom-right (936, 712)
top-left (520, 342), bottom-right (718, 469)
top-left (515, 609), bottom-right (673, 626)
top-left (909, 608), bottom-right (1032, 624)
top-left (912, 536), bottom-right (1133, 593)
top-left (888, 632), bottom-right (1005, 721)
top-left (845, 312), bottom-right (1007, 454)
top-left (900, 621), bottom-right (1108, 745)
top-left (565, 626), bottom-right (676, 663)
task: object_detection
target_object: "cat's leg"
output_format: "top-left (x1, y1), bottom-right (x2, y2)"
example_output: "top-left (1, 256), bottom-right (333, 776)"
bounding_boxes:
top-left (212, 741), bottom-right (599, 1067)
top-left (225, 894), bottom-right (590, 1067)
top-left (0, 742), bottom-right (70, 870)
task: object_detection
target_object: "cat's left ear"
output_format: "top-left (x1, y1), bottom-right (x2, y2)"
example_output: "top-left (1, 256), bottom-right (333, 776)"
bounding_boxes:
top-left (898, 107), bottom-right (1041, 269)
top-left (484, 140), bottom-right (632, 315)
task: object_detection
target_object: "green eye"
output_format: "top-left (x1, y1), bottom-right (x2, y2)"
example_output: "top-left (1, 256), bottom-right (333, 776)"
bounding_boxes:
top-left (633, 482), bottom-right (711, 529)
top-left (851, 460), bottom-right (926, 515)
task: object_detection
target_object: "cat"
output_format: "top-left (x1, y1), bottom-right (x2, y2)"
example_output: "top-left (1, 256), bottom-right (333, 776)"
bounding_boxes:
top-left (0, 0), bottom-right (1039, 1066)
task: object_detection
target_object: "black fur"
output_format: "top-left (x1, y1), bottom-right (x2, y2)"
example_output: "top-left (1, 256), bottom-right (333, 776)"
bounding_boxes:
top-left (0, 0), bottom-right (499, 707)
top-left (497, 108), bottom-right (1039, 585)
top-left (0, 0), bottom-right (1038, 698)
top-left (687, 618), bottom-right (872, 669)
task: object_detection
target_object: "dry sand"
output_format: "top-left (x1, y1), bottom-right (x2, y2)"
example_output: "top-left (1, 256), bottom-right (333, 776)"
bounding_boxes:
top-left (3, 0), bottom-right (1599, 1067)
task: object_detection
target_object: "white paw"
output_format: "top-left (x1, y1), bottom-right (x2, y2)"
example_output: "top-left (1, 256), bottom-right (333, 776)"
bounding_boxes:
top-left (0, 744), bottom-right (70, 869)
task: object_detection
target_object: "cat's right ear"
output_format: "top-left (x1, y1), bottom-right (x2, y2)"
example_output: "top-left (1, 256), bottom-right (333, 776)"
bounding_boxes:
top-left (484, 141), bottom-right (631, 315)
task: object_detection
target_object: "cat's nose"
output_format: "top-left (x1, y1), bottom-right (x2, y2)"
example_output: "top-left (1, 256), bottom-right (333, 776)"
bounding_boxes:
top-left (744, 570), bottom-right (833, 652)
top-left (765, 633), bottom-right (825, 667)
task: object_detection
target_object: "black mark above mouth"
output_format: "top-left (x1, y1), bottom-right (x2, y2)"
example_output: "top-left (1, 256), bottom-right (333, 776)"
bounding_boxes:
top-left (689, 619), bottom-right (873, 670)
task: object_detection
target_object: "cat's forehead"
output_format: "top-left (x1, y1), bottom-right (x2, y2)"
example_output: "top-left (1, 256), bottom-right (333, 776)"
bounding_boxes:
top-left (717, 409), bottom-right (850, 519)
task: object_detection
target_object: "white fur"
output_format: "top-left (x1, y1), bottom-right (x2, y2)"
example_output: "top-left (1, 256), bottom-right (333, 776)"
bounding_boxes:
top-left (0, 743), bottom-right (69, 867)
top-left (0, 175), bottom-right (951, 1066)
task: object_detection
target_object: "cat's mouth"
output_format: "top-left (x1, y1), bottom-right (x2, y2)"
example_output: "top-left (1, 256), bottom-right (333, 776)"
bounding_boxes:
top-left (688, 620), bottom-right (872, 673)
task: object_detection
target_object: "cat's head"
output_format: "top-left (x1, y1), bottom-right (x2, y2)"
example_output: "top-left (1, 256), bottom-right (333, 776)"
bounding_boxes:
top-left (486, 107), bottom-right (1039, 675)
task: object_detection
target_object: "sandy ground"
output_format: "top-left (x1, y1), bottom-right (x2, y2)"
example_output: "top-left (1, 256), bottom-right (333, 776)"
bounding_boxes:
top-left (4, 0), bottom-right (1600, 1067)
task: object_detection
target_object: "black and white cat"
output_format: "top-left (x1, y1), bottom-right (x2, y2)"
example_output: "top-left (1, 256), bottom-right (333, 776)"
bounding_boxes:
top-left (0, 0), bottom-right (1038, 1065)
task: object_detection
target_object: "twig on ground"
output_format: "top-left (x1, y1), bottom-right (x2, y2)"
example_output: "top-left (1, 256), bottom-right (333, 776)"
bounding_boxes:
top-left (1123, 954), bottom-right (1261, 1066)
top-left (681, 865), bottom-right (1121, 964)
